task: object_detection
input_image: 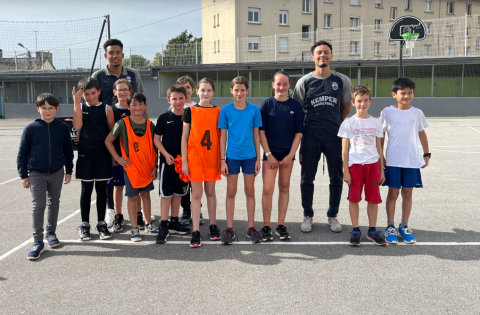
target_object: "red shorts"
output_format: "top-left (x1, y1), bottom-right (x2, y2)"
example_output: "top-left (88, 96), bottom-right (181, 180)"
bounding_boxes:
top-left (347, 161), bottom-right (382, 204)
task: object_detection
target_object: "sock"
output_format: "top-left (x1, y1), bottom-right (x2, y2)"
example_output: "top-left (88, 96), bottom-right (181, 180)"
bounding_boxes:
top-left (161, 220), bottom-right (169, 228)
top-left (171, 216), bottom-right (179, 223)
top-left (387, 221), bottom-right (394, 227)
top-left (352, 227), bottom-right (360, 232)
top-left (400, 221), bottom-right (408, 228)
top-left (368, 226), bottom-right (376, 233)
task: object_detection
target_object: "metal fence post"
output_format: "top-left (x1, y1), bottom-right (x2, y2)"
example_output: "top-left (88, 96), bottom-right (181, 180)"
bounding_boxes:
top-left (237, 38), bottom-right (240, 63)
top-left (360, 23), bottom-right (364, 60)
top-left (161, 45), bottom-right (164, 66)
top-left (195, 41), bottom-right (198, 64)
top-left (464, 14), bottom-right (467, 56)
top-left (431, 65), bottom-right (435, 97)
top-left (274, 34), bottom-right (277, 62)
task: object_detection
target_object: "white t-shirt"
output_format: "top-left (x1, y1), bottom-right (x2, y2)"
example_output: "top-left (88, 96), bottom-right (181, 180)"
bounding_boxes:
top-left (168, 101), bottom-right (196, 111)
top-left (338, 116), bottom-right (383, 167)
top-left (379, 105), bottom-right (428, 168)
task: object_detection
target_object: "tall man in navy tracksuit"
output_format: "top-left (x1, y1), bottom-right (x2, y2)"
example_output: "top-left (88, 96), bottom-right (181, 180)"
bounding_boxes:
top-left (292, 40), bottom-right (352, 234)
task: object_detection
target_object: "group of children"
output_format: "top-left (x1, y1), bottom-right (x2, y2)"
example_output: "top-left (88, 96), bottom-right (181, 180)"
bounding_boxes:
top-left (17, 71), bottom-right (429, 259)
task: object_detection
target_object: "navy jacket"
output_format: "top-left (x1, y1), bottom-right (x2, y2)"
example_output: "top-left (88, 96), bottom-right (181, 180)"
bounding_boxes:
top-left (17, 118), bottom-right (74, 179)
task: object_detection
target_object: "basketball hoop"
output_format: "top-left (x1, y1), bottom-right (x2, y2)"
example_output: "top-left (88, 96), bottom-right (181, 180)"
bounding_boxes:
top-left (401, 33), bottom-right (419, 49)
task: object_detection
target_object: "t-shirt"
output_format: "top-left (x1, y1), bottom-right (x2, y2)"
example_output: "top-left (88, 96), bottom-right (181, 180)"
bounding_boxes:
top-left (292, 71), bottom-right (352, 142)
top-left (337, 116), bottom-right (384, 167)
top-left (168, 101), bottom-right (196, 111)
top-left (78, 103), bottom-right (110, 159)
top-left (111, 117), bottom-right (155, 158)
top-left (154, 110), bottom-right (184, 163)
top-left (259, 97), bottom-right (303, 153)
top-left (218, 102), bottom-right (262, 160)
top-left (111, 103), bottom-right (131, 156)
top-left (379, 105), bottom-right (428, 168)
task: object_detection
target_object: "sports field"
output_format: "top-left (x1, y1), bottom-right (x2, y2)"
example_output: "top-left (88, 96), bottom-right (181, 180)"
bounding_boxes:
top-left (1, 117), bottom-right (479, 314)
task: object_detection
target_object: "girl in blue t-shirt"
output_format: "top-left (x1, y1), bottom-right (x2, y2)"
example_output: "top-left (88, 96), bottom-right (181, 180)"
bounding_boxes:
top-left (259, 71), bottom-right (303, 241)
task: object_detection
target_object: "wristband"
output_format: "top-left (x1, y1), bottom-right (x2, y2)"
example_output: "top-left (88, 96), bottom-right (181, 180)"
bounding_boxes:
top-left (220, 159), bottom-right (225, 161)
top-left (265, 152), bottom-right (272, 157)
top-left (423, 153), bottom-right (431, 158)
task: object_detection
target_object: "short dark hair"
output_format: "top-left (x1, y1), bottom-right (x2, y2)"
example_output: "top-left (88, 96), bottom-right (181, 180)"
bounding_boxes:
top-left (230, 76), bottom-right (249, 90)
top-left (36, 93), bottom-right (59, 108)
top-left (78, 76), bottom-right (100, 91)
top-left (197, 77), bottom-right (216, 92)
top-left (103, 39), bottom-right (123, 52)
top-left (176, 75), bottom-right (195, 89)
top-left (127, 92), bottom-right (147, 105)
top-left (167, 85), bottom-right (187, 98)
top-left (311, 40), bottom-right (333, 54)
top-left (392, 78), bottom-right (416, 93)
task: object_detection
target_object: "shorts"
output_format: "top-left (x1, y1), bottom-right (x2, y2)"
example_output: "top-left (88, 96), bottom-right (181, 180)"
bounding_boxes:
top-left (383, 166), bottom-right (423, 189)
top-left (108, 165), bottom-right (125, 186)
top-left (226, 157), bottom-right (256, 175)
top-left (124, 169), bottom-right (154, 197)
top-left (75, 156), bottom-right (113, 181)
top-left (262, 151), bottom-right (296, 162)
top-left (347, 161), bottom-right (382, 204)
top-left (158, 162), bottom-right (190, 198)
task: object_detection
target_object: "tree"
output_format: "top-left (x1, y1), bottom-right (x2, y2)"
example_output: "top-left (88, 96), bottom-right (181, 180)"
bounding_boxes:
top-left (122, 54), bottom-right (150, 68)
top-left (153, 30), bottom-right (202, 66)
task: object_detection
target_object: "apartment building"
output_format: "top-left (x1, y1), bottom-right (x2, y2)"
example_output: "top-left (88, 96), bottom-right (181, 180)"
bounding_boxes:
top-left (202, 0), bottom-right (480, 63)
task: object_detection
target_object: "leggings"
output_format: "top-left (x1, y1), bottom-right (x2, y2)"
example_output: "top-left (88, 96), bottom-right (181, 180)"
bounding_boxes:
top-left (80, 180), bottom-right (107, 223)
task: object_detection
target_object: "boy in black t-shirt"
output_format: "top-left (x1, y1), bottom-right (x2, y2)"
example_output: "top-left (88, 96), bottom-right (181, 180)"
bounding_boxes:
top-left (153, 85), bottom-right (191, 244)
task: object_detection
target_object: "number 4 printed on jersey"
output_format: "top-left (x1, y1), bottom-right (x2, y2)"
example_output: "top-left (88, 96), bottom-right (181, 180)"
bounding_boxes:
top-left (201, 130), bottom-right (212, 150)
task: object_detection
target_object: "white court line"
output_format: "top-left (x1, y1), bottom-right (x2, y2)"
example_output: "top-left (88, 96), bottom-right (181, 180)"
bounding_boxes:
top-left (468, 126), bottom-right (480, 134)
top-left (0, 200), bottom-right (96, 262)
top-left (0, 177), bottom-right (20, 186)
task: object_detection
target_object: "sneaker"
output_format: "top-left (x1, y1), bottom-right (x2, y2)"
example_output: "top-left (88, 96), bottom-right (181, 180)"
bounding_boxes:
top-left (77, 222), bottom-right (91, 241)
top-left (246, 227), bottom-right (262, 243)
top-left (180, 211), bottom-right (192, 226)
top-left (367, 230), bottom-right (386, 246)
top-left (199, 212), bottom-right (205, 225)
top-left (137, 212), bottom-right (145, 230)
top-left (275, 225), bottom-right (291, 240)
top-left (350, 231), bottom-right (361, 246)
top-left (105, 208), bottom-right (115, 228)
top-left (112, 213), bottom-right (124, 233)
top-left (150, 214), bottom-right (156, 222)
top-left (155, 226), bottom-right (169, 244)
top-left (146, 223), bottom-right (159, 236)
top-left (209, 224), bottom-right (221, 240)
top-left (328, 217), bottom-right (342, 233)
top-left (97, 222), bottom-right (112, 240)
top-left (221, 228), bottom-right (237, 245)
top-left (27, 241), bottom-right (45, 260)
top-left (169, 220), bottom-right (191, 235)
top-left (130, 228), bottom-right (142, 242)
top-left (261, 226), bottom-right (273, 242)
top-left (385, 226), bottom-right (398, 244)
top-left (190, 230), bottom-right (202, 248)
top-left (45, 232), bottom-right (60, 248)
top-left (398, 225), bottom-right (416, 244)
top-left (300, 216), bottom-right (313, 232)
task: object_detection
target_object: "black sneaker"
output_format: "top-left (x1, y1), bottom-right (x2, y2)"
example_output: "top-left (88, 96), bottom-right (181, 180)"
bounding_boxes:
top-left (246, 227), bottom-right (262, 243)
top-left (137, 212), bottom-right (145, 230)
top-left (275, 225), bottom-right (291, 240)
top-left (169, 220), bottom-right (191, 235)
top-left (77, 223), bottom-right (91, 241)
top-left (112, 213), bottom-right (124, 233)
top-left (180, 211), bottom-right (192, 226)
top-left (350, 230), bottom-right (361, 246)
top-left (221, 228), bottom-right (237, 245)
top-left (97, 222), bottom-right (112, 240)
top-left (367, 230), bottom-right (386, 246)
top-left (261, 226), bottom-right (273, 242)
top-left (190, 230), bottom-right (202, 248)
top-left (155, 226), bottom-right (169, 244)
top-left (209, 224), bottom-right (221, 240)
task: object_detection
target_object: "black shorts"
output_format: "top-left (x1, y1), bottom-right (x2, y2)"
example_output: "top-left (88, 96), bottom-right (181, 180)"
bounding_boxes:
top-left (158, 162), bottom-right (189, 198)
top-left (262, 151), bottom-right (296, 162)
top-left (75, 156), bottom-right (113, 181)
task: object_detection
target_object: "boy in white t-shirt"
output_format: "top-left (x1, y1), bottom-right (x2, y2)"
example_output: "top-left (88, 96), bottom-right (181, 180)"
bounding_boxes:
top-left (379, 78), bottom-right (430, 245)
top-left (338, 86), bottom-right (385, 246)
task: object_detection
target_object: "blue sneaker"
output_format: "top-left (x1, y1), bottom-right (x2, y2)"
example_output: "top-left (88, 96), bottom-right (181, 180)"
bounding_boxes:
top-left (385, 226), bottom-right (398, 244)
top-left (398, 225), bottom-right (416, 244)
top-left (45, 232), bottom-right (60, 248)
top-left (27, 241), bottom-right (45, 260)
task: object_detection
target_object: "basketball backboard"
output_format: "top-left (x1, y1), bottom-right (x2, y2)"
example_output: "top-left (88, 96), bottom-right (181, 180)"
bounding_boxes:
top-left (389, 16), bottom-right (426, 41)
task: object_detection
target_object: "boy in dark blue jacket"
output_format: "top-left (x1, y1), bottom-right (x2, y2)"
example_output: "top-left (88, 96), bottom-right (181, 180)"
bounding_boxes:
top-left (17, 93), bottom-right (74, 260)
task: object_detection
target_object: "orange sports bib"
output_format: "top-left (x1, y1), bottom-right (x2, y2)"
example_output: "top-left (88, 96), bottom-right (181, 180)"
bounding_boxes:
top-left (120, 117), bottom-right (158, 189)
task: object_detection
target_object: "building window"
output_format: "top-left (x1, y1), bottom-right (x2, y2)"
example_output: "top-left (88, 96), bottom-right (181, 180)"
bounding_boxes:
top-left (279, 11), bottom-right (288, 25)
top-left (350, 41), bottom-right (359, 54)
top-left (466, 4), bottom-right (472, 16)
top-left (404, 47), bottom-right (412, 56)
top-left (390, 7), bottom-right (397, 20)
top-left (405, 0), bottom-right (412, 10)
top-left (302, 51), bottom-right (311, 61)
top-left (374, 42), bottom-right (381, 55)
top-left (302, 25), bottom-right (311, 39)
top-left (279, 37), bottom-right (288, 53)
top-left (445, 46), bottom-right (453, 56)
top-left (446, 2), bottom-right (454, 14)
top-left (426, 22), bottom-right (432, 35)
top-left (303, 0), bottom-right (311, 13)
top-left (467, 26), bottom-right (471, 37)
top-left (214, 15), bottom-right (216, 28)
top-left (248, 36), bottom-right (260, 51)
top-left (351, 0), bottom-right (360, 5)
top-left (477, 37), bottom-right (480, 49)
top-left (217, 13), bottom-right (219, 26)
top-left (248, 8), bottom-right (260, 23)
top-left (466, 47), bottom-right (471, 55)
top-left (425, 0), bottom-right (433, 12)
top-left (478, 16), bottom-right (480, 28)
top-left (350, 17), bottom-right (360, 30)
top-left (375, 0), bottom-right (382, 8)
top-left (424, 45), bottom-right (432, 56)
top-left (214, 41), bottom-right (216, 53)
top-left (389, 54), bottom-right (396, 59)
top-left (324, 14), bottom-right (332, 28)
top-left (217, 40), bottom-right (220, 52)
top-left (375, 19), bottom-right (382, 31)
top-left (324, 0), bottom-right (332, 3)
top-left (446, 25), bottom-right (453, 36)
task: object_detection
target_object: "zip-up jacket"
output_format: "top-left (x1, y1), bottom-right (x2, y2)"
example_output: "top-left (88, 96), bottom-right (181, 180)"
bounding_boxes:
top-left (17, 118), bottom-right (74, 179)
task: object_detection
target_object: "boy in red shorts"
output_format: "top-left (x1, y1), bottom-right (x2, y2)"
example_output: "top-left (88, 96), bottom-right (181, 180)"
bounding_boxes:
top-left (338, 86), bottom-right (385, 246)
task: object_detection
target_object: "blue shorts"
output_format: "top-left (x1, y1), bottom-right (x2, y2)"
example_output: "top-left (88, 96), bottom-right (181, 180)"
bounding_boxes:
top-left (383, 166), bottom-right (423, 189)
top-left (108, 165), bottom-right (125, 186)
top-left (124, 170), bottom-right (155, 197)
top-left (226, 157), bottom-right (256, 175)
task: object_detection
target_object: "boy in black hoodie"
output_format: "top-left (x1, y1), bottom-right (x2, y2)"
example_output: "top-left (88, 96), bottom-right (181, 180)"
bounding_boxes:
top-left (17, 93), bottom-right (74, 260)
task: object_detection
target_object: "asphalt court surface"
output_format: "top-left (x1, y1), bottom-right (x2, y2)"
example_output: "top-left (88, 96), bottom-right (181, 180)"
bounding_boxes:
top-left (1, 118), bottom-right (480, 314)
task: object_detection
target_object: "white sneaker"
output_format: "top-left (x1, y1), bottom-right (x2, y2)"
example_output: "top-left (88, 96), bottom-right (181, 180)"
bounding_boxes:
top-left (328, 217), bottom-right (342, 233)
top-left (301, 216), bottom-right (313, 233)
top-left (105, 209), bottom-right (115, 228)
